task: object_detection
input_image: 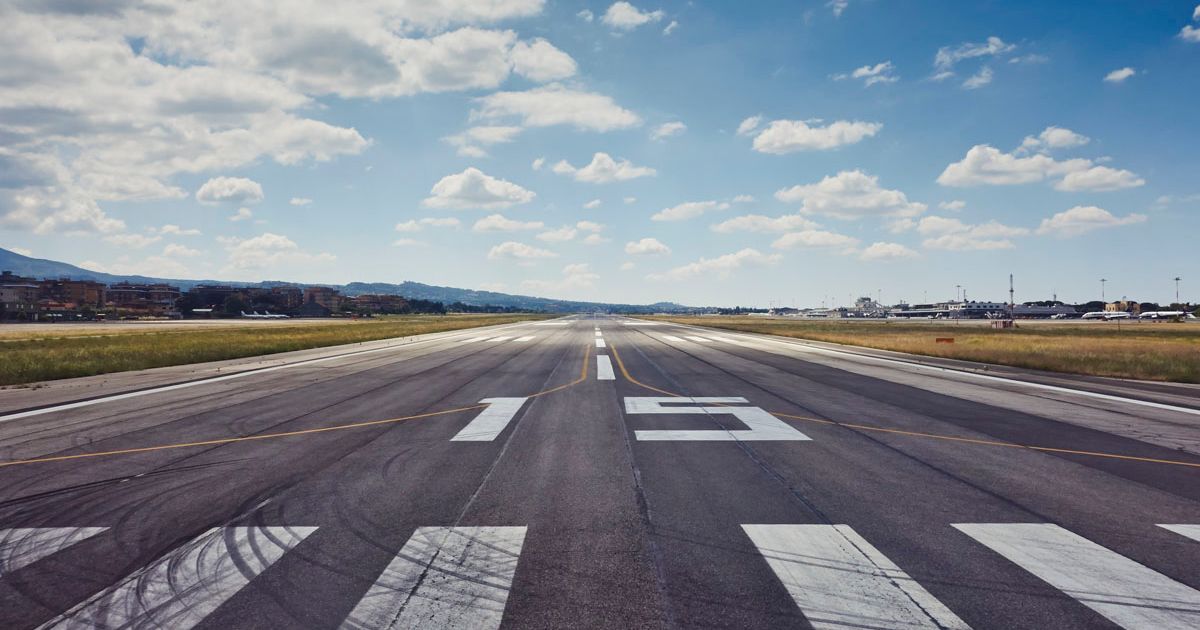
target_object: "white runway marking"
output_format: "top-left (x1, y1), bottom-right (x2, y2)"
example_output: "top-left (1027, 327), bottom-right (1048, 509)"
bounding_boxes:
top-left (624, 397), bottom-right (811, 441)
top-left (342, 526), bottom-right (526, 630)
top-left (532, 322), bottom-right (570, 326)
top-left (660, 335), bottom-right (684, 342)
top-left (954, 523), bottom-right (1200, 628)
top-left (595, 330), bottom-right (603, 337)
top-left (0, 321), bottom-right (538, 425)
top-left (596, 356), bottom-right (616, 380)
top-left (43, 525), bottom-right (315, 630)
top-left (485, 336), bottom-right (511, 343)
top-left (595, 339), bottom-right (607, 348)
top-left (622, 322), bottom-right (661, 326)
top-left (459, 336), bottom-right (491, 343)
top-left (685, 336), bottom-right (714, 343)
top-left (513, 336), bottom-right (536, 342)
top-left (451, 398), bottom-right (528, 442)
top-left (743, 524), bottom-right (970, 630)
top-left (0, 527), bottom-right (108, 577)
top-left (1158, 524), bottom-right (1200, 542)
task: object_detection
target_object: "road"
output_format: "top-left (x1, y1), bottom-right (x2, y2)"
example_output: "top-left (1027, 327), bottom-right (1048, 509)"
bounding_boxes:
top-left (0, 315), bottom-right (1198, 629)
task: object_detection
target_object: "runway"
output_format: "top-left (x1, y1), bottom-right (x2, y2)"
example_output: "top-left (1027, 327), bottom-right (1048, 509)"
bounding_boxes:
top-left (0, 315), bottom-right (1197, 629)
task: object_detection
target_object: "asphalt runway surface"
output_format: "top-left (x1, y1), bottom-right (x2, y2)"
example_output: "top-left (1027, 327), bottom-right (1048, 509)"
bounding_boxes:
top-left (0, 315), bottom-right (1197, 629)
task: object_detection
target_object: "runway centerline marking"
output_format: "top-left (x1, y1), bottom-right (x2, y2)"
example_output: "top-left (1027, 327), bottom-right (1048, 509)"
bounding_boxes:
top-left (607, 342), bottom-right (1200, 469)
top-left (596, 355), bottom-right (616, 381)
top-left (595, 339), bottom-right (607, 348)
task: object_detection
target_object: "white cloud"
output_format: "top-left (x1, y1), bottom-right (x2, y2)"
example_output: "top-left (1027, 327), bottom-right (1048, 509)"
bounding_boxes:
top-left (443, 126), bottom-right (524, 158)
top-left (933, 36), bottom-right (1015, 76)
top-left (510, 38), bottom-right (578, 82)
top-left (578, 9), bottom-right (595, 22)
top-left (6, 246), bottom-right (33, 257)
top-left (536, 226), bottom-right (577, 242)
top-left (582, 233), bottom-right (610, 245)
top-left (711, 214), bottom-right (819, 233)
top-left (158, 224), bottom-right (202, 236)
top-left (828, 0), bottom-right (849, 17)
top-left (472, 214), bottom-right (544, 232)
top-left (860, 242), bottom-right (919, 261)
top-left (422, 167), bottom-right (535, 210)
top-left (163, 243), bottom-right (202, 257)
top-left (1019, 126), bottom-right (1091, 152)
top-left (649, 248), bottom-right (781, 281)
top-left (1036, 206), bottom-right (1147, 237)
top-left (221, 232), bottom-right (334, 272)
top-left (835, 61), bottom-right (898, 86)
top-left (736, 115), bottom-right (763, 136)
top-left (602, 2), bottom-right (665, 30)
top-left (938, 200), bottom-right (966, 211)
top-left (395, 217), bottom-right (462, 232)
top-left (532, 157), bottom-right (546, 171)
top-left (771, 230), bottom-right (860, 251)
top-left (625, 237), bottom-right (671, 255)
top-left (750, 119), bottom-right (882, 154)
top-left (1054, 165), bottom-right (1145, 192)
top-left (650, 121), bottom-right (687, 140)
top-left (104, 233), bottom-right (162, 249)
top-left (1104, 67), bottom-right (1136, 83)
top-left (663, 20), bottom-right (679, 35)
top-left (81, 254), bottom-right (194, 278)
top-left (576, 220), bottom-right (604, 232)
top-left (775, 170), bottom-right (926, 219)
top-left (732, 194), bottom-right (755, 203)
top-left (962, 66), bottom-right (993, 89)
top-left (1195, 4), bottom-right (1200, 20)
top-left (392, 238), bottom-right (426, 247)
top-left (1009, 53), bottom-right (1048, 65)
top-left (289, 197), bottom-right (312, 206)
top-left (473, 84), bottom-right (641, 131)
top-left (623, 196), bottom-right (638, 204)
top-left (488, 241), bottom-right (558, 260)
top-left (652, 200), bottom-right (730, 221)
top-left (938, 143), bottom-right (1143, 191)
top-left (456, 146), bottom-right (489, 158)
top-left (620, 261), bottom-right (635, 271)
top-left (1184, 26), bottom-right (1200, 43)
top-left (552, 152), bottom-right (656, 183)
top-left (917, 215), bottom-right (1029, 250)
top-left (584, 199), bottom-right (602, 209)
top-left (521, 263), bottom-right (599, 293)
top-left (229, 207), bottom-right (253, 222)
top-left (196, 177), bottom-right (264, 205)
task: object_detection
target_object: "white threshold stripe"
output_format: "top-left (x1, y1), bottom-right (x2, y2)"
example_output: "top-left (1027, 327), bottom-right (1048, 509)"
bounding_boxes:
top-left (743, 524), bottom-right (969, 630)
top-left (459, 336), bottom-right (492, 344)
top-left (685, 336), bottom-right (714, 343)
top-left (0, 320), bottom-right (539, 425)
top-left (43, 525), bottom-right (315, 630)
top-left (1158, 524), bottom-right (1200, 542)
top-left (660, 335), bottom-right (684, 342)
top-left (0, 527), bottom-right (108, 577)
top-left (594, 330), bottom-right (603, 337)
top-left (513, 336), bottom-right (535, 342)
top-left (596, 356), bottom-right (616, 381)
top-left (342, 526), bottom-right (526, 630)
top-left (485, 336), bottom-right (511, 343)
top-left (954, 523), bottom-right (1200, 628)
top-left (450, 398), bottom-right (527, 442)
top-left (595, 339), bottom-right (607, 348)
top-left (657, 320), bottom-right (1200, 417)
top-left (625, 397), bottom-right (811, 442)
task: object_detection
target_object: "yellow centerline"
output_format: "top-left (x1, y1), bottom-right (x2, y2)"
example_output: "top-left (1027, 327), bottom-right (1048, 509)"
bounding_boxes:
top-left (0, 344), bottom-right (592, 469)
top-left (608, 343), bottom-right (1200, 469)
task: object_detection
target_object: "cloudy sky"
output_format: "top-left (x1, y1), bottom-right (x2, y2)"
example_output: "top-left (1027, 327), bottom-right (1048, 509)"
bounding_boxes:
top-left (2, 1), bottom-right (1198, 307)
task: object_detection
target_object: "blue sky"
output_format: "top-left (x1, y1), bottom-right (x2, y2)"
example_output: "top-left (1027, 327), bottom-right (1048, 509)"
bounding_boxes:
top-left (1, 1), bottom-right (1198, 307)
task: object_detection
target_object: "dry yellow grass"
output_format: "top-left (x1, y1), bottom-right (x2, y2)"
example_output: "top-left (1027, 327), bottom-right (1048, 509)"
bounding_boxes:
top-left (0, 314), bottom-right (551, 386)
top-left (649, 316), bottom-right (1200, 383)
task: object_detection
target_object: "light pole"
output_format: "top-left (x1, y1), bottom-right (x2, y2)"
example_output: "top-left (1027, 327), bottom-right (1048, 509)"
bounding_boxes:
top-left (955, 284), bottom-right (961, 302)
top-left (1175, 277), bottom-right (1182, 306)
top-left (1101, 278), bottom-right (1107, 303)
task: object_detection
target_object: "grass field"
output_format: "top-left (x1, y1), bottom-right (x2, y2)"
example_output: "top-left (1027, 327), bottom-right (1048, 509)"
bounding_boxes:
top-left (650, 316), bottom-right (1200, 383)
top-left (0, 314), bottom-right (551, 386)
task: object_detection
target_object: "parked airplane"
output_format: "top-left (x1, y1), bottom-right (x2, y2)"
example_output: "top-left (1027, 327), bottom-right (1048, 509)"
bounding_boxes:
top-left (1139, 310), bottom-right (1196, 320)
top-left (1082, 311), bottom-right (1132, 320)
top-left (240, 310), bottom-right (290, 319)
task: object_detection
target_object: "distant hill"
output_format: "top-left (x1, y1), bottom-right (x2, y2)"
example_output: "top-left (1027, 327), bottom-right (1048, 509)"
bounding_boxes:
top-left (0, 247), bottom-right (694, 313)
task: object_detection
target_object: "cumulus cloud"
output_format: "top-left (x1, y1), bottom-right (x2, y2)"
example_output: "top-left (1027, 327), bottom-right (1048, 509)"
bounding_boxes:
top-left (750, 119), bottom-right (882, 154)
top-left (229, 207), bottom-right (253, 222)
top-left (536, 226), bottom-right (577, 242)
top-left (6, 246), bottom-right (33, 256)
top-left (938, 200), bottom-right (966, 211)
top-left (157, 224), bottom-right (202, 236)
top-left (576, 220), bottom-right (605, 232)
top-left (196, 177), bottom-right (264, 205)
top-left (775, 170), bottom-right (926, 219)
top-left (860, 242), bottom-right (919, 261)
top-left (771, 230), bottom-right (859, 251)
top-left (395, 217), bottom-right (461, 232)
top-left (578, 9), bottom-right (595, 22)
top-left (710, 214), bottom-right (819, 233)
top-left (828, 0), bottom-right (849, 17)
top-left (163, 243), bottom-right (202, 257)
top-left (584, 199), bottom-right (602, 209)
top-left (736, 115), bottom-right (763, 136)
top-left (650, 121), bottom-right (687, 140)
top-left (487, 240), bottom-right (558, 261)
top-left (422, 167), bottom-right (535, 210)
top-left (624, 237), bottom-right (671, 255)
top-left (443, 126), bottom-right (524, 157)
top-left (962, 66), bottom-right (993, 89)
top-left (933, 36), bottom-right (1015, 78)
top-left (289, 197), bottom-right (312, 206)
top-left (652, 200), bottom-right (730, 221)
top-left (602, 2), bottom-right (664, 30)
top-left (531, 157), bottom-right (546, 171)
top-left (1181, 6), bottom-right (1200, 42)
top-left (472, 214), bottom-right (544, 232)
top-left (938, 143), bottom-right (1143, 191)
top-left (221, 232), bottom-right (335, 273)
top-left (663, 20), bottom-right (679, 35)
top-left (104, 233), bottom-right (162, 249)
top-left (582, 233), bottom-right (610, 245)
top-left (552, 152), bottom-right (656, 183)
top-left (1104, 67), bottom-right (1136, 83)
top-left (472, 84), bottom-right (641, 131)
top-left (1019, 126), bottom-right (1091, 152)
top-left (1036, 206), bottom-right (1147, 237)
top-left (510, 38), bottom-right (578, 82)
top-left (916, 215), bottom-right (1029, 250)
top-left (521, 263), bottom-right (599, 293)
top-left (649, 248), bottom-right (781, 281)
top-left (834, 61), bottom-right (898, 86)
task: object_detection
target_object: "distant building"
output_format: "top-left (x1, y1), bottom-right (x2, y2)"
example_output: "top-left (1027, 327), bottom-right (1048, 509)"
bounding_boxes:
top-left (0, 271), bottom-right (41, 319)
top-left (108, 282), bottom-right (181, 316)
top-left (304, 286), bottom-right (341, 311)
top-left (1105, 300), bottom-right (1141, 315)
top-left (39, 278), bottom-right (106, 309)
top-left (352, 294), bottom-right (409, 314)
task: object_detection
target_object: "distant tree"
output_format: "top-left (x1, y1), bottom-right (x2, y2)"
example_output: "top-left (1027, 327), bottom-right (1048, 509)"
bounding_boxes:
top-left (1139, 302), bottom-right (1161, 313)
top-left (1078, 300), bottom-right (1105, 313)
top-left (223, 294), bottom-right (246, 316)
